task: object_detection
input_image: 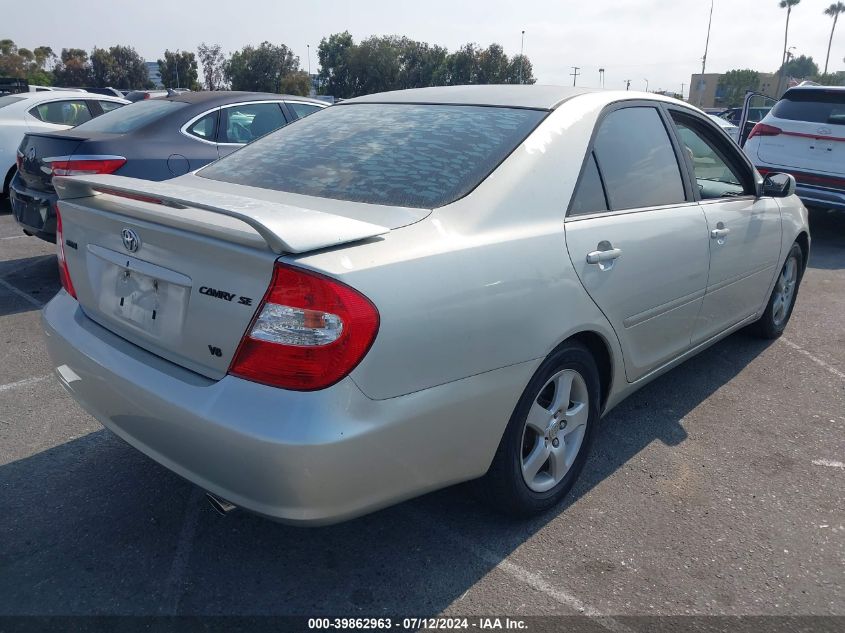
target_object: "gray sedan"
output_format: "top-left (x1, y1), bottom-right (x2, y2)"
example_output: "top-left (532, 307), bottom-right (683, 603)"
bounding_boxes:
top-left (43, 85), bottom-right (809, 524)
top-left (11, 91), bottom-right (326, 241)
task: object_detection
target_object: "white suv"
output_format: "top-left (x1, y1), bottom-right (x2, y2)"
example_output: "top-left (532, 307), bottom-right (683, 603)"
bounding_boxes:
top-left (743, 85), bottom-right (845, 211)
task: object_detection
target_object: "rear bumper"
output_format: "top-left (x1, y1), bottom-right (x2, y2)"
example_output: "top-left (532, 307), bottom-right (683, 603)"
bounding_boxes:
top-left (9, 173), bottom-right (58, 242)
top-left (42, 291), bottom-right (534, 525)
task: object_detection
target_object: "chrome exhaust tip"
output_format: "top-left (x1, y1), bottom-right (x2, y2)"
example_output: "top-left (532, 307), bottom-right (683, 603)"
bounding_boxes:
top-left (206, 492), bottom-right (237, 516)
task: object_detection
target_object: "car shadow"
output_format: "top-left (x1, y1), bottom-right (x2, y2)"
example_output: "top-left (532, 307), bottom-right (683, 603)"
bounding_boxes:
top-left (0, 331), bottom-right (772, 616)
top-left (806, 207), bottom-right (845, 271)
top-left (0, 255), bottom-right (59, 317)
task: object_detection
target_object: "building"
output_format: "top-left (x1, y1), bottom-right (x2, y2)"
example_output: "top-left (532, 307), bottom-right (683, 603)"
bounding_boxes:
top-left (145, 61), bottom-right (163, 88)
top-left (688, 72), bottom-right (778, 109)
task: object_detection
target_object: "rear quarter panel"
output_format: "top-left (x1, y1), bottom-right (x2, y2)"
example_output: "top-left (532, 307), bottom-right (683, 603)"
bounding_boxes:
top-left (292, 94), bottom-right (626, 401)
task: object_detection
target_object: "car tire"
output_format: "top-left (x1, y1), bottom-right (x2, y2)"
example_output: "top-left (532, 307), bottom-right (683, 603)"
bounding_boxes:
top-left (481, 341), bottom-right (600, 517)
top-left (750, 242), bottom-right (803, 339)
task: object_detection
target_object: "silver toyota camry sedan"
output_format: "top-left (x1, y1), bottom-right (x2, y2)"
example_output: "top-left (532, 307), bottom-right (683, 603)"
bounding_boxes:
top-left (42, 85), bottom-right (809, 525)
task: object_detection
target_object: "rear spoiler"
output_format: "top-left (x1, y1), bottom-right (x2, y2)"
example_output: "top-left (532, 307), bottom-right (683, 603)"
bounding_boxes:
top-left (53, 174), bottom-right (390, 254)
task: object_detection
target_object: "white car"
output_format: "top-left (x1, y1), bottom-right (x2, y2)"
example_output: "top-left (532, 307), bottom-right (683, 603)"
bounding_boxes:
top-left (743, 85), bottom-right (845, 211)
top-left (707, 113), bottom-right (740, 143)
top-left (0, 91), bottom-right (128, 199)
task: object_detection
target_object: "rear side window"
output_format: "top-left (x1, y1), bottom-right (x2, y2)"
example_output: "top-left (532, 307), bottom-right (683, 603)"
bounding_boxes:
top-left (30, 100), bottom-right (93, 126)
top-left (569, 153), bottom-right (608, 215)
top-left (98, 100), bottom-right (123, 113)
top-left (199, 103), bottom-right (546, 208)
top-left (772, 90), bottom-right (845, 125)
top-left (593, 107), bottom-right (686, 210)
top-left (186, 110), bottom-right (218, 140)
top-left (71, 99), bottom-right (187, 134)
top-left (219, 102), bottom-right (286, 144)
top-left (287, 102), bottom-right (323, 119)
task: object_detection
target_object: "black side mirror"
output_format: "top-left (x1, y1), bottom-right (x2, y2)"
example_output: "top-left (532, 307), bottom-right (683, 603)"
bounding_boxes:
top-left (761, 173), bottom-right (796, 198)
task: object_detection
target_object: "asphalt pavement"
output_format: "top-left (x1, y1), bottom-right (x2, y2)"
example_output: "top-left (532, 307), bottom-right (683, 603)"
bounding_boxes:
top-left (0, 197), bottom-right (842, 627)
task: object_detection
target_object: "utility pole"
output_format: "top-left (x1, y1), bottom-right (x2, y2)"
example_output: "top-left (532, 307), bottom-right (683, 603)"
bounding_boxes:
top-left (570, 66), bottom-right (580, 87)
top-left (644, 78), bottom-right (649, 92)
top-left (681, 82), bottom-right (686, 99)
top-left (518, 30), bottom-right (525, 84)
top-left (599, 68), bottom-right (605, 89)
top-left (698, 0), bottom-right (714, 106)
top-left (174, 50), bottom-right (180, 89)
top-left (624, 79), bottom-right (631, 91)
top-left (307, 44), bottom-right (311, 77)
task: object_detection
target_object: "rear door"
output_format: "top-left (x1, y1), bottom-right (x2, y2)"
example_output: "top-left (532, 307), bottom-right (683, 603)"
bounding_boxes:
top-left (754, 89), bottom-right (845, 176)
top-left (565, 103), bottom-right (710, 383)
top-left (667, 108), bottom-right (782, 344)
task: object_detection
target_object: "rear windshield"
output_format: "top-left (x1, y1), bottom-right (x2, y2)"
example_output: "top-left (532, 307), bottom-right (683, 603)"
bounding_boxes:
top-left (198, 103), bottom-right (546, 208)
top-left (0, 95), bottom-right (25, 109)
top-left (772, 90), bottom-right (845, 125)
top-left (71, 99), bottom-right (186, 134)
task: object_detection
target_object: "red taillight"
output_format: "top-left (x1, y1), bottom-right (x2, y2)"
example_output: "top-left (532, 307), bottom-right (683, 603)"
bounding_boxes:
top-left (229, 264), bottom-right (379, 391)
top-left (54, 204), bottom-right (77, 299)
top-left (748, 123), bottom-right (782, 140)
top-left (48, 157), bottom-right (126, 176)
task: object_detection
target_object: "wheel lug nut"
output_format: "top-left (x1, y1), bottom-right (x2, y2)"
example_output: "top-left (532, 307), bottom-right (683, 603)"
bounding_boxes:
top-left (559, 421), bottom-right (566, 430)
top-left (552, 438), bottom-right (560, 448)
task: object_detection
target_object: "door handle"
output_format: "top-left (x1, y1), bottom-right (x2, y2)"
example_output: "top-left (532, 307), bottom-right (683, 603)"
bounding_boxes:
top-left (586, 248), bottom-right (623, 264)
top-left (710, 228), bottom-right (731, 239)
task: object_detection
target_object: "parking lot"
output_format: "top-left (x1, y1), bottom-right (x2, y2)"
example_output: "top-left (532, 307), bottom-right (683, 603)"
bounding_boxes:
top-left (0, 198), bottom-right (843, 624)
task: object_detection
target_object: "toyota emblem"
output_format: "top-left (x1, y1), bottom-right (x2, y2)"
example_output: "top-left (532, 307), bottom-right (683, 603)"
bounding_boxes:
top-left (121, 228), bottom-right (140, 253)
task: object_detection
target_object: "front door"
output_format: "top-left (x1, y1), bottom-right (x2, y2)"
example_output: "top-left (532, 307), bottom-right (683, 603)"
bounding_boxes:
top-left (667, 111), bottom-right (783, 344)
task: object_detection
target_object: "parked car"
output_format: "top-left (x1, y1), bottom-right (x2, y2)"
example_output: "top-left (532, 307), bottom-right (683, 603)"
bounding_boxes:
top-left (706, 113), bottom-right (740, 143)
top-left (11, 91), bottom-right (325, 241)
top-left (743, 85), bottom-right (845, 212)
top-left (124, 89), bottom-right (173, 102)
top-left (43, 86), bottom-right (808, 525)
top-left (80, 87), bottom-right (125, 98)
top-left (1, 91), bottom-right (127, 204)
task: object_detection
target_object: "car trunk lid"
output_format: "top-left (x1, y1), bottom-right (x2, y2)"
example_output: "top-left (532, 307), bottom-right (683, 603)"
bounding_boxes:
top-left (16, 132), bottom-right (86, 192)
top-left (55, 174), bottom-right (395, 379)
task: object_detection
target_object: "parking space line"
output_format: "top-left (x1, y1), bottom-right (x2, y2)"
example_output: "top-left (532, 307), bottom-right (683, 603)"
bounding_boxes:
top-left (0, 235), bottom-right (26, 240)
top-left (0, 277), bottom-right (44, 308)
top-left (780, 337), bottom-right (845, 380)
top-left (0, 373), bottom-right (51, 393)
top-left (812, 459), bottom-right (845, 469)
top-left (413, 510), bottom-right (633, 631)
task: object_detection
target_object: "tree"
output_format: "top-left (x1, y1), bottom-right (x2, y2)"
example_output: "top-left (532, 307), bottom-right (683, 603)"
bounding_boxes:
top-left (279, 71), bottom-right (311, 95)
top-left (317, 31), bottom-right (356, 97)
top-left (52, 48), bottom-right (93, 86)
top-left (779, 54), bottom-right (819, 80)
top-left (197, 42), bottom-right (225, 90)
top-left (158, 50), bottom-right (199, 90)
top-left (777, 0), bottom-right (801, 95)
top-left (224, 41), bottom-right (301, 93)
top-left (0, 39), bottom-right (55, 84)
top-left (824, 2), bottom-right (845, 74)
top-left (717, 69), bottom-right (760, 107)
top-left (508, 54), bottom-right (536, 84)
top-left (91, 45), bottom-right (150, 89)
top-left (397, 40), bottom-right (448, 89)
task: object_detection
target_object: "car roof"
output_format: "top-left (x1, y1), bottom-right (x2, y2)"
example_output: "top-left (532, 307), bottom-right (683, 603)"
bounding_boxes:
top-left (782, 85), bottom-right (845, 97)
top-left (164, 91), bottom-right (326, 107)
top-left (343, 85), bottom-right (599, 110)
top-left (8, 90), bottom-right (99, 103)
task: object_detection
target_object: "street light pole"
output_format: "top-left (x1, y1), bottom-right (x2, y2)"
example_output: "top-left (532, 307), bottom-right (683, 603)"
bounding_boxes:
top-left (644, 78), bottom-right (649, 92)
top-left (599, 68), bottom-right (605, 89)
top-left (698, 0), bottom-right (714, 106)
top-left (518, 30), bottom-right (525, 84)
top-left (624, 79), bottom-right (631, 91)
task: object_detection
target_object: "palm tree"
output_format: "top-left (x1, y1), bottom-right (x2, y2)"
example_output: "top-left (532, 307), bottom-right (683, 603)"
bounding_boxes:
top-left (777, 0), bottom-right (802, 95)
top-left (824, 2), bottom-right (845, 74)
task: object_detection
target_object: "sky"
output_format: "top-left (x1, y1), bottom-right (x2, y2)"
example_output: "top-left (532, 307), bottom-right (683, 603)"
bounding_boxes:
top-left (4, 0), bottom-right (843, 97)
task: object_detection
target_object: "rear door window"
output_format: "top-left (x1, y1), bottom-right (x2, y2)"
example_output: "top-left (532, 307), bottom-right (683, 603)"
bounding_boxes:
top-left (772, 90), bottom-right (845, 125)
top-left (219, 102), bottom-right (287, 144)
top-left (30, 100), bottom-right (93, 126)
top-left (593, 106), bottom-right (687, 210)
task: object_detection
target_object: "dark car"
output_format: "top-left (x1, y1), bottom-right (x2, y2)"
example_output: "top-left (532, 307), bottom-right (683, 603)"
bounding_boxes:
top-left (11, 91), bottom-right (326, 241)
